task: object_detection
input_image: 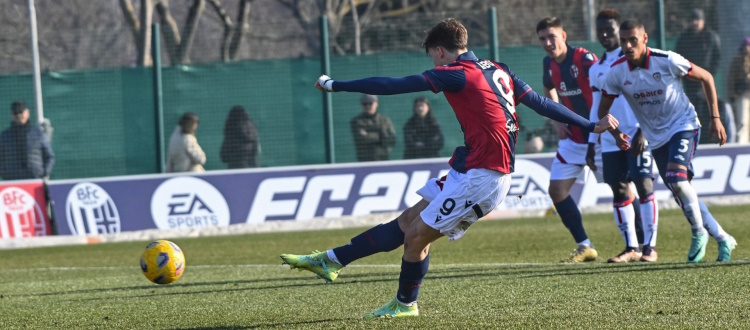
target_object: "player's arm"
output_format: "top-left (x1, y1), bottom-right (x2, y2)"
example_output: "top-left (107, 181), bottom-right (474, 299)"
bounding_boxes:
top-left (504, 63), bottom-right (616, 133)
top-left (316, 74), bottom-right (432, 94)
top-left (685, 63), bottom-right (727, 145)
top-left (586, 90), bottom-right (602, 171)
top-left (544, 87), bottom-right (559, 103)
top-left (519, 89), bottom-right (616, 134)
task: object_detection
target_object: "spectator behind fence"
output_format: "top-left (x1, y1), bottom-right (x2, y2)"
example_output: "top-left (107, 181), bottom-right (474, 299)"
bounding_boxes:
top-left (674, 8), bottom-right (721, 143)
top-left (0, 101), bottom-right (55, 180)
top-left (166, 112), bottom-right (206, 173)
top-left (403, 97), bottom-right (443, 159)
top-left (728, 38), bottom-right (750, 143)
top-left (220, 105), bottom-right (260, 168)
top-left (351, 94), bottom-right (396, 161)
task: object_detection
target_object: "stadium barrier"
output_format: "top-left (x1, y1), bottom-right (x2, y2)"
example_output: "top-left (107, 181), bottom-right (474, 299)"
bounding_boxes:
top-left (1, 143), bottom-right (750, 249)
top-left (0, 179), bottom-right (52, 239)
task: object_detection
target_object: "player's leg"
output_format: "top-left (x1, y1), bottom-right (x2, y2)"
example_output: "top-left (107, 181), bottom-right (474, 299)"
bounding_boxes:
top-left (279, 174), bottom-right (445, 282)
top-left (697, 200), bottom-right (737, 261)
top-left (365, 168), bottom-right (511, 318)
top-left (364, 218), bottom-right (440, 319)
top-left (629, 148), bottom-right (659, 262)
top-left (602, 151), bottom-right (640, 263)
top-left (653, 130), bottom-right (708, 263)
top-left (685, 168), bottom-right (738, 261)
top-left (631, 191), bottom-right (644, 246)
top-left (549, 159), bottom-right (596, 262)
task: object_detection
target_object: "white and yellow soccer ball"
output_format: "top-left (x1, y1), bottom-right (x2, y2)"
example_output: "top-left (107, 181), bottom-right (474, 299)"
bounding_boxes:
top-left (140, 240), bottom-right (185, 284)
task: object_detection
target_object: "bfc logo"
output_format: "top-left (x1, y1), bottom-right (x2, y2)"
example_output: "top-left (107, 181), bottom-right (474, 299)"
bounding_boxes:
top-left (150, 177), bottom-right (230, 230)
top-left (570, 65), bottom-right (579, 78)
top-left (65, 183), bottom-right (121, 235)
top-left (0, 187), bottom-right (48, 238)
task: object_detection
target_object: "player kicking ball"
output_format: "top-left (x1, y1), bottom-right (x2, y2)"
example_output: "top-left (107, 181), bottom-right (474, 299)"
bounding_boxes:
top-left (598, 19), bottom-right (736, 263)
top-left (280, 18), bottom-right (619, 319)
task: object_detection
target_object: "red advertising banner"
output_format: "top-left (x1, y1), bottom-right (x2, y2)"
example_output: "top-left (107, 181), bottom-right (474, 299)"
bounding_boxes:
top-left (0, 180), bottom-right (52, 239)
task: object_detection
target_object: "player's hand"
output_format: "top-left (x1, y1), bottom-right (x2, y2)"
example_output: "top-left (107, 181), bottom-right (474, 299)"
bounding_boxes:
top-left (593, 114), bottom-right (619, 134)
top-left (585, 143), bottom-right (597, 171)
top-left (315, 75), bottom-right (334, 92)
top-left (709, 117), bottom-right (727, 146)
top-left (553, 121), bottom-right (570, 139)
top-left (614, 132), bottom-right (631, 150)
top-left (631, 130), bottom-right (647, 157)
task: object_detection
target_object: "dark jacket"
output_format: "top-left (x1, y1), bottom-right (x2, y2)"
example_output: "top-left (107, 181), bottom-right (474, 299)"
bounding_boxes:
top-left (403, 115), bottom-right (443, 159)
top-left (221, 119), bottom-right (259, 168)
top-left (675, 28), bottom-right (721, 99)
top-left (0, 122), bottom-right (55, 180)
top-left (350, 112), bottom-right (396, 161)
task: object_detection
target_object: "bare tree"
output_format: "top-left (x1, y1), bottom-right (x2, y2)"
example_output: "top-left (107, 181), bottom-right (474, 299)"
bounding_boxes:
top-left (119, 0), bottom-right (253, 66)
top-left (280, 0), bottom-right (426, 55)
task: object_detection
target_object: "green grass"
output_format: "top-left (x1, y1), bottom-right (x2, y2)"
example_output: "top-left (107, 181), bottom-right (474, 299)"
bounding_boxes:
top-left (1, 205), bottom-right (749, 329)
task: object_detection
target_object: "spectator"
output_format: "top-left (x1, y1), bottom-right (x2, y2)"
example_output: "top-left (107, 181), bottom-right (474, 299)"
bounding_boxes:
top-left (727, 38), bottom-right (750, 143)
top-left (524, 133), bottom-right (544, 154)
top-left (0, 101), bottom-right (55, 180)
top-left (674, 8), bottom-right (721, 143)
top-left (166, 112), bottom-right (206, 173)
top-left (350, 94), bottom-right (396, 161)
top-left (403, 97), bottom-right (443, 159)
top-left (220, 105), bottom-right (260, 168)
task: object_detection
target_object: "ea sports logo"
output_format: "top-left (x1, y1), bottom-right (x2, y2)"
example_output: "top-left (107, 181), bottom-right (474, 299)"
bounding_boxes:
top-left (150, 177), bottom-right (230, 230)
top-left (66, 182), bottom-right (121, 235)
top-left (0, 187), bottom-right (47, 238)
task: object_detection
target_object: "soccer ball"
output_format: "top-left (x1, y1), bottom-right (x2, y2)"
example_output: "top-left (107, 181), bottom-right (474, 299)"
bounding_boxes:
top-left (140, 240), bottom-right (185, 284)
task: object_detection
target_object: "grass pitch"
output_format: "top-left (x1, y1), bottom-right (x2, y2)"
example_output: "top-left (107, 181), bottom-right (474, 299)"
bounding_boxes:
top-left (1, 205), bottom-right (749, 329)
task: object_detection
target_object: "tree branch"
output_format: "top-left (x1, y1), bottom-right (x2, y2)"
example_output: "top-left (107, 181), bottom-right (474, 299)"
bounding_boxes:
top-left (155, 0), bottom-right (182, 64)
top-left (207, 0), bottom-right (234, 61)
top-left (119, 0), bottom-right (141, 44)
top-left (229, 0), bottom-right (252, 60)
top-left (177, 0), bottom-right (206, 64)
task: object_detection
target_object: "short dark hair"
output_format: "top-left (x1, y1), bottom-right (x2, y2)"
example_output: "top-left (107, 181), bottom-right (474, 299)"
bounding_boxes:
top-left (413, 96), bottom-right (430, 108)
top-left (620, 19), bottom-right (645, 31)
top-left (422, 18), bottom-right (468, 53)
top-left (596, 8), bottom-right (621, 22)
top-left (536, 17), bottom-right (563, 33)
top-left (178, 112), bottom-right (199, 133)
top-left (11, 101), bottom-right (27, 113)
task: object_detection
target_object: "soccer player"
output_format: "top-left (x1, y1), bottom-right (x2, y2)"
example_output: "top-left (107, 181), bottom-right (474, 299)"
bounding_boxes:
top-left (280, 18), bottom-right (618, 319)
top-left (585, 9), bottom-right (659, 263)
top-left (598, 19), bottom-right (737, 263)
top-left (537, 17), bottom-right (632, 262)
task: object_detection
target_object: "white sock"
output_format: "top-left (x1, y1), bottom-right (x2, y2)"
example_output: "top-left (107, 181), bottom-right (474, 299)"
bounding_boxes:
top-left (326, 249), bottom-right (343, 266)
top-left (578, 239), bottom-right (592, 247)
top-left (668, 181), bottom-right (706, 234)
top-left (639, 194), bottom-right (659, 247)
top-left (698, 200), bottom-right (730, 242)
top-left (613, 201), bottom-right (638, 248)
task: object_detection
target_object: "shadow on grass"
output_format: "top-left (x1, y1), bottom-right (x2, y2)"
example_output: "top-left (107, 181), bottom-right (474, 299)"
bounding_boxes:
top-left (25, 260), bottom-right (750, 302)
top-left (170, 317), bottom-right (351, 329)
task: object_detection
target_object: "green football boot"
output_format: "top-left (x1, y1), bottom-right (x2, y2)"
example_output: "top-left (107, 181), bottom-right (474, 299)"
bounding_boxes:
top-left (363, 298), bottom-right (419, 319)
top-left (687, 232), bottom-right (709, 263)
top-left (280, 250), bottom-right (342, 283)
top-left (717, 236), bottom-right (737, 262)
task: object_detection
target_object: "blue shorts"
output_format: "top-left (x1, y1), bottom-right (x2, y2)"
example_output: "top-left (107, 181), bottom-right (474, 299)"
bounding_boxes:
top-left (651, 129), bottom-right (700, 180)
top-left (601, 148), bottom-right (655, 185)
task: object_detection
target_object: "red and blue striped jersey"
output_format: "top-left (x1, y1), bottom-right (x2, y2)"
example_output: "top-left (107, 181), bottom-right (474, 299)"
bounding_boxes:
top-left (542, 45), bottom-right (597, 144)
top-left (423, 51), bottom-right (531, 174)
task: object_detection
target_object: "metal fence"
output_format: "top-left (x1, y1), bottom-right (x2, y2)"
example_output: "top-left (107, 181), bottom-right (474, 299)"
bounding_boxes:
top-left (0, 0), bottom-right (747, 182)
